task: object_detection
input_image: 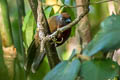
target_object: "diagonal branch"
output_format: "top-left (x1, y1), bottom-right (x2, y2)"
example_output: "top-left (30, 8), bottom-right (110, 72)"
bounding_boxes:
top-left (49, 9), bottom-right (89, 40)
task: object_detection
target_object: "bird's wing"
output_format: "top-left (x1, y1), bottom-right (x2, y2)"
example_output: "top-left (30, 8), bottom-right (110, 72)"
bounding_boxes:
top-left (24, 38), bottom-right (46, 74)
top-left (24, 39), bottom-right (37, 73)
top-left (31, 48), bottom-right (46, 73)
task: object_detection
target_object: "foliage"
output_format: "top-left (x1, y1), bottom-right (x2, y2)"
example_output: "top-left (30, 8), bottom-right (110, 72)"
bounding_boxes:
top-left (80, 59), bottom-right (119, 80)
top-left (22, 11), bottom-right (36, 48)
top-left (44, 50), bottom-right (81, 80)
top-left (83, 14), bottom-right (120, 56)
top-left (0, 0), bottom-right (120, 80)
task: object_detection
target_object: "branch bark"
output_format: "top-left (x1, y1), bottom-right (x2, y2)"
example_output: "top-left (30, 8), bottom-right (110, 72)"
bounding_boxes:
top-left (76, 0), bottom-right (91, 50)
top-left (37, 0), bottom-right (60, 69)
top-left (28, 0), bottom-right (38, 21)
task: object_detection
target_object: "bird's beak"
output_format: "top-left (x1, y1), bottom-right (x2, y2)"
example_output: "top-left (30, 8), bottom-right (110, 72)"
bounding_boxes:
top-left (66, 18), bottom-right (71, 23)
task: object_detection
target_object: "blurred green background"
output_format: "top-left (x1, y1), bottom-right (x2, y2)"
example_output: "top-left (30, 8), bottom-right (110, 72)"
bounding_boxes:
top-left (0, 0), bottom-right (119, 80)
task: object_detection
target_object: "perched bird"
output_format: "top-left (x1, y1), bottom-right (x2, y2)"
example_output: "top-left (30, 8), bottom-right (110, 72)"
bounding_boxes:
top-left (24, 12), bottom-right (72, 73)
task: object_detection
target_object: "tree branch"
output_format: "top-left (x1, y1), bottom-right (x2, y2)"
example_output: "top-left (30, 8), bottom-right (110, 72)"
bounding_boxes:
top-left (90, 0), bottom-right (118, 4)
top-left (43, 0), bottom-right (119, 8)
top-left (37, 0), bottom-right (60, 69)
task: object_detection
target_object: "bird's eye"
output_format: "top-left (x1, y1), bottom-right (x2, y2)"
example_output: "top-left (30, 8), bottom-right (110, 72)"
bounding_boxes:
top-left (65, 18), bottom-right (71, 23)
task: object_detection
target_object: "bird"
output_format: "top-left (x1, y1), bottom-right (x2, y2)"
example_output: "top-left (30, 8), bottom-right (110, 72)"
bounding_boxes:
top-left (24, 12), bottom-right (72, 73)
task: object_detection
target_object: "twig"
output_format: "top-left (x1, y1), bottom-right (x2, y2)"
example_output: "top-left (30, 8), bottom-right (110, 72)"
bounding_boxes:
top-left (43, 0), bottom-right (119, 8)
top-left (90, 0), bottom-right (118, 4)
top-left (76, 54), bottom-right (90, 61)
top-left (43, 3), bottom-right (86, 8)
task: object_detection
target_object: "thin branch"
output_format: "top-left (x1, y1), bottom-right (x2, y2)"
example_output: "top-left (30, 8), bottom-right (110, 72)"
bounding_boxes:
top-left (43, 0), bottom-right (119, 8)
top-left (43, 3), bottom-right (86, 8)
top-left (76, 54), bottom-right (90, 61)
top-left (90, 0), bottom-right (118, 4)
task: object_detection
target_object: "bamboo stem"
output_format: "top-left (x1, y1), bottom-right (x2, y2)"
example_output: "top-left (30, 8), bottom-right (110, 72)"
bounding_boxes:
top-left (0, 0), bottom-right (16, 80)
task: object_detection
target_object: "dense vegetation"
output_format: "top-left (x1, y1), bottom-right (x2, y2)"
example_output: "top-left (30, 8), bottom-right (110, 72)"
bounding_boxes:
top-left (0, 0), bottom-right (120, 80)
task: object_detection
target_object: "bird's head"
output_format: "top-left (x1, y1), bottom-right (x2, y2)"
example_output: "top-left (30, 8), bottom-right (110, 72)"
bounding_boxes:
top-left (57, 12), bottom-right (72, 27)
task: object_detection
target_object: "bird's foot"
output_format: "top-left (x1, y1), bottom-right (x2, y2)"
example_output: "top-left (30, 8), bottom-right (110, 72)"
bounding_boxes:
top-left (53, 37), bottom-right (63, 43)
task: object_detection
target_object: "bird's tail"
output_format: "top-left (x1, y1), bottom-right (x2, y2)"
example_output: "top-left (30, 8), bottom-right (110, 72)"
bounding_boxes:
top-left (31, 49), bottom-right (46, 73)
top-left (24, 39), bottom-right (46, 74)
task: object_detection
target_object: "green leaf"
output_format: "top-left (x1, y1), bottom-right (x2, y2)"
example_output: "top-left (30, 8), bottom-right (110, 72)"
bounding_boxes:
top-left (44, 6), bottom-right (54, 18)
top-left (80, 59), bottom-right (119, 80)
top-left (68, 49), bottom-right (76, 61)
top-left (0, 35), bottom-right (2, 54)
top-left (0, 35), bottom-right (9, 80)
top-left (0, 55), bottom-right (9, 80)
top-left (60, 0), bottom-right (64, 3)
top-left (22, 11), bottom-right (36, 48)
top-left (44, 59), bottom-right (81, 80)
top-left (100, 14), bottom-right (120, 31)
top-left (14, 58), bottom-right (26, 80)
top-left (83, 15), bottom-right (120, 56)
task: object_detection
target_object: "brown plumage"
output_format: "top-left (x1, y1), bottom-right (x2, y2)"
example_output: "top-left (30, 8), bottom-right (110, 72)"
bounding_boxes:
top-left (24, 12), bottom-right (72, 73)
top-left (48, 13), bottom-right (71, 46)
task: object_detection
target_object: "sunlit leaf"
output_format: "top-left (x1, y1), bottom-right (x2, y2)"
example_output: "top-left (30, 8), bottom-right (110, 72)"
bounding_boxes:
top-left (68, 49), bottom-right (76, 61)
top-left (22, 11), bottom-right (36, 48)
top-left (44, 6), bottom-right (54, 18)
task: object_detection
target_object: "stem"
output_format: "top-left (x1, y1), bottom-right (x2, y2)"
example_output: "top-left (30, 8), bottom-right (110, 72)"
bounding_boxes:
top-left (16, 0), bottom-right (25, 56)
top-left (28, 0), bottom-right (38, 21)
top-left (0, 0), bottom-right (16, 80)
top-left (0, 0), bottom-right (13, 47)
